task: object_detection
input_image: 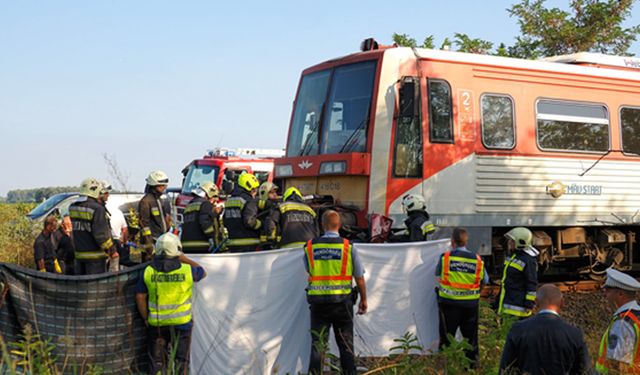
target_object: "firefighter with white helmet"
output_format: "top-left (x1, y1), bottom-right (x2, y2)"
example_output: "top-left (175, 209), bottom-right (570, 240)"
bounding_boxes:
top-left (69, 178), bottom-right (118, 275)
top-left (389, 194), bottom-right (436, 242)
top-left (138, 170), bottom-right (173, 259)
top-left (135, 232), bottom-right (207, 374)
top-left (257, 181), bottom-right (280, 249)
top-left (181, 181), bottom-right (224, 253)
top-left (223, 172), bottom-right (262, 252)
top-left (269, 186), bottom-right (318, 249)
top-left (497, 227), bottom-right (539, 318)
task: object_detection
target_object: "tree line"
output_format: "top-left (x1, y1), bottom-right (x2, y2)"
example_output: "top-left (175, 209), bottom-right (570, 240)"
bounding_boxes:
top-left (5, 187), bottom-right (79, 203)
top-left (393, 0), bottom-right (640, 58)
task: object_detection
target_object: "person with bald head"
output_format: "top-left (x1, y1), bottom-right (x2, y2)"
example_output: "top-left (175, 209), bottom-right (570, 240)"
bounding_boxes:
top-left (304, 210), bottom-right (367, 375)
top-left (499, 284), bottom-right (591, 374)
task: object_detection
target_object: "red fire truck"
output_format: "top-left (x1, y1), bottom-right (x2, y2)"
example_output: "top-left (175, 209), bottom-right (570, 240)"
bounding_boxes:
top-left (274, 38), bottom-right (640, 278)
top-left (175, 148), bottom-right (283, 223)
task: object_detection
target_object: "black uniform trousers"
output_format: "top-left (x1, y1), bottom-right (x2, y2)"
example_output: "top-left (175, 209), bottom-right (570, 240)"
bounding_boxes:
top-left (74, 259), bottom-right (106, 275)
top-left (438, 301), bottom-right (479, 367)
top-left (148, 325), bottom-right (192, 375)
top-left (309, 300), bottom-right (355, 375)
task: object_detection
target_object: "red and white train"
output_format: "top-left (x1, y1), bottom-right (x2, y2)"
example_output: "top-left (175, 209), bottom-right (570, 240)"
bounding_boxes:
top-left (274, 39), bottom-right (640, 277)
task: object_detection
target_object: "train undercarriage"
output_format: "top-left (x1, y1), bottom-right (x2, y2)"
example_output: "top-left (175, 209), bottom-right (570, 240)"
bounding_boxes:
top-left (489, 226), bottom-right (639, 280)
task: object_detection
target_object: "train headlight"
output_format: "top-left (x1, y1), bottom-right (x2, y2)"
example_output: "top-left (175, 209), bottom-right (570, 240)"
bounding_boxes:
top-left (319, 161), bottom-right (346, 175)
top-left (275, 164), bottom-right (293, 177)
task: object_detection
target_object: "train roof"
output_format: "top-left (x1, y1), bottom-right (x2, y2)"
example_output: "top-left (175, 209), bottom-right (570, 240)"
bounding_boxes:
top-left (308, 46), bottom-right (640, 82)
top-left (408, 47), bottom-right (640, 81)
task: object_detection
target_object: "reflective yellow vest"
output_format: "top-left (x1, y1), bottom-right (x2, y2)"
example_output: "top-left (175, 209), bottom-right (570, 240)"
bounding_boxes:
top-left (438, 251), bottom-right (483, 301)
top-left (306, 239), bottom-right (353, 300)
top-left (596, 309), bottom-right (640, 374)
top-left (144, 263), bottom-right (193, 326)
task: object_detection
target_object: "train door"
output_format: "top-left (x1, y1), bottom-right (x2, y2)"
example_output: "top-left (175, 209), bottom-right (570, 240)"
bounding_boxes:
top-left (387, 76), bottom-right (424, 222)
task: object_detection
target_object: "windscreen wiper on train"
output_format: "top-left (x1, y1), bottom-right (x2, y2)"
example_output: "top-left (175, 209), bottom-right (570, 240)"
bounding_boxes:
top-left (299, 102), bottom-right (326, 156)
top-left (338, 114), bottom-right (369, 154)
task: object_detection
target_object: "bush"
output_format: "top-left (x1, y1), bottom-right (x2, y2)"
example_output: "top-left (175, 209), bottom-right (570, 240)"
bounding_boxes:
top-left (0, 203), bottom-right (38, 268)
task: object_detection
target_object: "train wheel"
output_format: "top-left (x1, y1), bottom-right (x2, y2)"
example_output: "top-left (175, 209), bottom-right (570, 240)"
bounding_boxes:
top-left (588, 262), bottom-right (608, 281)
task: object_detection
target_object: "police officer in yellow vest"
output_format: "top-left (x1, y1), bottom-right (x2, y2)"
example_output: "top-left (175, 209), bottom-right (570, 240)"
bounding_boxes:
top-left (305, 210), bottom-right (367, 375)
top-left (135, 233), bottom-right (207, 375)
top-left (597, 268), bottom-right (640, 374)
top-left (435, 227), bottom-right (488, 368)
top-left (497, 227), bottom-right (539, 318)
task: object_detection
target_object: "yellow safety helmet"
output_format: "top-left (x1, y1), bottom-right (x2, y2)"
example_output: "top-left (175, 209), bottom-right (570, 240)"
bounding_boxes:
top-left (505, 227), bottom-right (533, 250)
top-left (199, 181), bottom-right (219, 199)
top-left (283, 186), bottom-right (302, 201)
top-left (155, 232), bottom-right (182, 257)
top-left (258, 182), bottom-right (278, 201)
top-left (80, 178), bottom-right (102, 199)
top-left (238, 173), bottom-right (260, 192)
top-left (146, 170), bottom-right (169, 186)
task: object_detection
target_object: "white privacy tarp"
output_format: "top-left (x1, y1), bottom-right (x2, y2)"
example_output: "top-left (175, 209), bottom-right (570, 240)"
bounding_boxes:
top-left (190, 239), bottom-right (449, 375)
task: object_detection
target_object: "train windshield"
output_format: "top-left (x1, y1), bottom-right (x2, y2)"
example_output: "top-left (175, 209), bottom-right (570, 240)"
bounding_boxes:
top-left (288, 60), bottom-right (377, 156)
top-left (182, 165), bottom-right (219, 194)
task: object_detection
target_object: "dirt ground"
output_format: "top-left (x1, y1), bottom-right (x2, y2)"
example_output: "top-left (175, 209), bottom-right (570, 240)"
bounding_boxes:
top-left (562, 290), bottom-right (615, 360)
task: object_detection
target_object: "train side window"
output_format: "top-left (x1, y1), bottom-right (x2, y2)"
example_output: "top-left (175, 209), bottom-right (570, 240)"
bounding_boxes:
top-left (536, 100), bottom-right (609, 152)
top-left (393, 77), bottom-right (423, 177)
top-left (481, 94), bottom-right (515, 149)
top-left (428, 79), bottom-right (454, 143)
top-left (621, 107), bottom-right (640, 155)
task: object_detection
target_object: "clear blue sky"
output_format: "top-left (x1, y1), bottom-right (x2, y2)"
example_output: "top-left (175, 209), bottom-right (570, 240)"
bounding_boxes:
top-left (1, 1), bottom-right (639, 195)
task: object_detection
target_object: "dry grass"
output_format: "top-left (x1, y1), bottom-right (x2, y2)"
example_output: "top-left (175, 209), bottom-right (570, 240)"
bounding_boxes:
top-left (0, 203), bottom-right (37, 267)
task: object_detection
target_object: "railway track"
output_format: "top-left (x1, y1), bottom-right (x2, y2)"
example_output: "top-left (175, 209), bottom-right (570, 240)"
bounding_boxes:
top-left (481, 280), bottom-right (604, 299)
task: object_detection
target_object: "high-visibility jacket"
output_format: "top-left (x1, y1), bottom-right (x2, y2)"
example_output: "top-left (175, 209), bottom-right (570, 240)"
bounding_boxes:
top-left (69, 197), bottom-right (113, 261)
top-left (181, 195), bottom-right (222, 253)
top-left (306, 237), bottom-right (353, 304)
top-left (224, 189), bottom-right (261, 252)
top-left (438, 250), bottom-right (484, 303)
top-left (498, 252), bottom-right (538, 317)
top-left (597, 309), bottom-right (640, 374)
top-left (143, 263), bottom-right (193, 327)
top-left (271, 198), bottom-right (318, 249)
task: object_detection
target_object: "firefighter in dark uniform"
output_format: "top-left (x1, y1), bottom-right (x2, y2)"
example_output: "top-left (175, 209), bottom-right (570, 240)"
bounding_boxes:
top-left (257, 182), bottom-right (279, 249)
top-left (69, 178), bottom-right (118, 275)
top-left (224, 173), bottom-right (262, 252)
top-left (389, 194), bottom-right (435, 242)
top-left (436, 227), bottom-right (488, 367)
top-left (135, 232), bottom-right (206, 375)
top-left (305, 210), bottom-right (367, 375)
top-left (181, 182), bottom-right (223, 253)
top-left (497, 227), bottom-right (539, 318)
top-left (139, 170), bottom-right (172, 259)
top-left (269, 187), bottom-right (318, 249)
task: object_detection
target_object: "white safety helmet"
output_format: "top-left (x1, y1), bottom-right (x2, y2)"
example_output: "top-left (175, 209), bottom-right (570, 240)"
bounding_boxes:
top-left (80, 178), bottom-right (103, 199)
top-left (155, 232), bottom-right (182, 257)
top-left (401, 194), bottom-right (426, 212)
top-left (146, 170), bottom-right (169, 186)
top-left (99, 180), bottom-right (113, 195)
top-left (505, 227), bottom-right (539, 256)
top-left (198, 181), bottom-right (219, 199)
